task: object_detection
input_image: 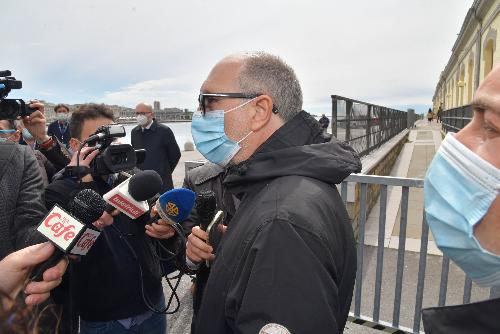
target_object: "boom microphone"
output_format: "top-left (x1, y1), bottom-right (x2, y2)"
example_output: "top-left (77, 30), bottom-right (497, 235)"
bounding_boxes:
top-left (30, 189), bottom-right (106, 281)
top-left (103, 170), bottom-right (163, 219)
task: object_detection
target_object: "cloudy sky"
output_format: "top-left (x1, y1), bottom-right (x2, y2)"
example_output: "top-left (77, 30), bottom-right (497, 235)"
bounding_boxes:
top-left (3, 0), bottom-right (473, 115)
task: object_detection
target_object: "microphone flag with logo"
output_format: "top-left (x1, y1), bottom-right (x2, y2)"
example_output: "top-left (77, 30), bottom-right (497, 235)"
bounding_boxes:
top-left (103, 170), bottom-right (162, 219)
top-left (156, 188), bottom-right (196, 225)
top-left (30, 189), bottom-right (106, 281)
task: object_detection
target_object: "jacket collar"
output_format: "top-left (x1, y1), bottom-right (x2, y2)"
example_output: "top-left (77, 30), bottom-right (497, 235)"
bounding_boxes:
top-left (223, 110), bottom-right (358, 198)
top-left (193, 162), bottom-right (225, 185)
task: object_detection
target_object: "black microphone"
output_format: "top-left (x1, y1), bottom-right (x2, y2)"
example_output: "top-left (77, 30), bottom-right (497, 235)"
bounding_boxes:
top-left (196, 190), bottom-right (217, 232)
top-left (30, 189), bottom-right (106, 281)
top-left (103, 170), bottom-right (163, 218)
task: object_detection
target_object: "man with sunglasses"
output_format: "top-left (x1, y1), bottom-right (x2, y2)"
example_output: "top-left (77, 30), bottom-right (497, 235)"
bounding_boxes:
top-left (186, 52), bottom-right (361, 334)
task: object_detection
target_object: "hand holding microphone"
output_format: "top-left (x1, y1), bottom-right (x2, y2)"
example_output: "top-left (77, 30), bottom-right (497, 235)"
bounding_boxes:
top-left (0, 242), bottom-right (67, 306)
top-left (30, 189), bottom-right (107, 281)
top-left (146, 204), bottom-right (175, 239)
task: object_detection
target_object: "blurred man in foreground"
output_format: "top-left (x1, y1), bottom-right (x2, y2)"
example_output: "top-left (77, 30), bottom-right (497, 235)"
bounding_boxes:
top-left (423, 64), bottom-right (500, 332)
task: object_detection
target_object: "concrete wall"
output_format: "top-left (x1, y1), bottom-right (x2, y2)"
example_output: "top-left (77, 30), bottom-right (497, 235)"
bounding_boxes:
top-left (345, 130), bottom-right (409, 236)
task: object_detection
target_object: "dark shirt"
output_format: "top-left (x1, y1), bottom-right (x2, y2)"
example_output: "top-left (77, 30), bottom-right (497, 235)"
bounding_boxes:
top-left (47, 120), bottom-right (71, 146)
top-left (45, 177), bottom-right (164, 321)
top-left (131, 119), bottom-right (181, 192)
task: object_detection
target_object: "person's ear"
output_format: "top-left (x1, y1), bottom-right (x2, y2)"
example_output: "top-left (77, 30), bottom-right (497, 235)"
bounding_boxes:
top-left (250, 95), bottom-right (274, 132)
top-left (11, 130), bottom-right (21, 143)
top-left (69, 138), bottom-right (80, 154)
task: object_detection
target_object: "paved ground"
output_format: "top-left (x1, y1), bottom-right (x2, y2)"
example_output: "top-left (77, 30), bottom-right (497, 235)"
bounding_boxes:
top-left (163, 121), bottom-right (492, 333)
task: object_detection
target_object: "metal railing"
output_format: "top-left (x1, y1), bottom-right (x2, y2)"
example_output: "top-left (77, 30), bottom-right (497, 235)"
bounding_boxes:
top-left (342, 174), bottom-right (499, 333)
top-left (331, 95), bottom-right (408, 157)
top-left (441, 105), bottom-right (473, 133)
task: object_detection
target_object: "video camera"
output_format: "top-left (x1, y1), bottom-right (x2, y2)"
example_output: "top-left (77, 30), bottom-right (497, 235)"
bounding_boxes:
top-left (82, 124), bottom-right (146, 176)
top-left (0, 70), bottom-right (35, 120)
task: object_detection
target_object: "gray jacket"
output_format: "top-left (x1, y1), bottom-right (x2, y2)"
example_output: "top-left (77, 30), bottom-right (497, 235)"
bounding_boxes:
top-left (0, 142), bottom-right (47, 260)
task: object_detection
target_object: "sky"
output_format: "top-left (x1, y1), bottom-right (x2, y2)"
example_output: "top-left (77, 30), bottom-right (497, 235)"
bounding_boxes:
top-left (2, 0), bottom-right (474, 115)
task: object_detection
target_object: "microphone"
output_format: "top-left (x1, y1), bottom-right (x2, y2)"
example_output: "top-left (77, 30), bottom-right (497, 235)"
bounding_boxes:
top-left (196, 190), bottom-right (217, 231)
top-left (155, 188), bottom-right (196, 226)
top-left (194, 190), bottom-right (223, 268)
top-left (149, 188), bottom-right (196, 275)
top-left (103, 170), bottom-right (163, 219)
top-left (30, 189), bottom-right (107, 281)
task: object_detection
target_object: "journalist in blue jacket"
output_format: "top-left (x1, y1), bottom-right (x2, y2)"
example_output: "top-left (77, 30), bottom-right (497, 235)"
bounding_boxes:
top-left (186, 52), bottom-right (362, 334)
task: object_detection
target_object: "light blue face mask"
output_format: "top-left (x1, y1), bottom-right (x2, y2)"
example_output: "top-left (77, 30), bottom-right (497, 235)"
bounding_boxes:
top-left (424, 133), bottom-right (500, 287)
top-left (191, 99), bottom-right (254, 166)
top-left (0, 129), bottom-right (17, 143)
top-left (22, 128), bottom-right (34, 141)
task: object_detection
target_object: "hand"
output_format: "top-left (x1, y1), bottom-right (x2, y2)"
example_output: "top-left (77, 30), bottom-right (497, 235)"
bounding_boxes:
top-left (21, 101), bottom-right (48, 143)
top-left (68, 146), bottom-right (99, 168)
top-left (145, 219), bottom-right (176, 239)
top-left (0, 242), bottom-right (68, 306)
top-left (186, 226), bottom-right (215, 263)
top-left (92, 210), bottom-right (118, 230)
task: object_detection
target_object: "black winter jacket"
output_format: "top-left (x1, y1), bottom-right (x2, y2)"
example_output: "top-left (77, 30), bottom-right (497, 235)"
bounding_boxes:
top-left (195, 111), bottom-right (361, 334)
top-left (422, 297), bottom-right (500, 333)
top-left (131, 119), bottom-right (181, 192)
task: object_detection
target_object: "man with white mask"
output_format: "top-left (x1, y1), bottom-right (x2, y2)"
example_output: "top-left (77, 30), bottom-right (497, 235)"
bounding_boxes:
top-left (422, 64), bottom-right (500, 333)
top-left (131, 102), bottom-right (181, 192)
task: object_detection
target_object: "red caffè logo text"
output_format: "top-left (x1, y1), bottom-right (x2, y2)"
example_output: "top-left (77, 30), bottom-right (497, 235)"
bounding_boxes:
top-left (43, 212), bottom-right (77, 241)
top-left (75, 231), bottom-right (97, 252)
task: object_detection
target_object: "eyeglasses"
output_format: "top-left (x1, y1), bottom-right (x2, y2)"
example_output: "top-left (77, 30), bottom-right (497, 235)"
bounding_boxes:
top-left (198, 92), bottom-right (278, 115)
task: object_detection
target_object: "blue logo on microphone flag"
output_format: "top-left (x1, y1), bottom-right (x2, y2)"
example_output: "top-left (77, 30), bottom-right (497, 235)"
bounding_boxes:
top-left (158, 188), bottom-right (196, 223)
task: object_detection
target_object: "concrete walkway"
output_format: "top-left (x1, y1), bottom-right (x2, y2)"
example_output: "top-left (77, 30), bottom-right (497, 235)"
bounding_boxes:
top-left (364, 119), bottom-right (443, 255)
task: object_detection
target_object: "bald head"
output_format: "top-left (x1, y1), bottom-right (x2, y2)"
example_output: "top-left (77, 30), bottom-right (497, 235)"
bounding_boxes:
top-left (135, 103), bottom-right (153, 113)
top-left (135, 102), bottom-right (154, 127)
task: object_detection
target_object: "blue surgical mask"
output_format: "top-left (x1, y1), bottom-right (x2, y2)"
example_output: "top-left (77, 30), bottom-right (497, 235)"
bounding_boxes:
top-left (424, 133), bottom-right (500, 287)
top-left (0, 129), bottom-right (17, 143)
top-left (22, 128), bottom-right (34, 141)
top-left (191, 99), bottom-right (254, 166)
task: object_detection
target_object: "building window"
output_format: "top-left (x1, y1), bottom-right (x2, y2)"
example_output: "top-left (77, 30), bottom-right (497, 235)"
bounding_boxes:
top-left (467, 58), bottom-right (474, 103)
top-left (483, 39), bottom-right (495, 77)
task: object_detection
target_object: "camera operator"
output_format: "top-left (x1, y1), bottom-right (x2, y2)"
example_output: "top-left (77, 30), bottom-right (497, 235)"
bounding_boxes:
top-left (45, 103), bottom-right (174, 334)
top-left (21, 100), bottom-right (71, 172)
top-left (14, 120), bottom-right (57, 187)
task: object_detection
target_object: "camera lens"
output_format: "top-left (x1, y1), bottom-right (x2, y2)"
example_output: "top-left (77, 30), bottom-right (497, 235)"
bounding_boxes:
top-left (110, 153), bottom-right (127, 165)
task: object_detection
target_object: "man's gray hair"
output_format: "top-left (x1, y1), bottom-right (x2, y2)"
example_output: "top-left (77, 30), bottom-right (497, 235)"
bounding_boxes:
top-left (238, 52), bottom-right (302, 122)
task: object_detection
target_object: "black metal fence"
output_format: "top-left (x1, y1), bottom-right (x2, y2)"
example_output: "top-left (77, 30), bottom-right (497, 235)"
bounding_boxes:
top-left (331, 95), bottom-right (408, 156)
top-left (441, 105), bottom-right (473, 133)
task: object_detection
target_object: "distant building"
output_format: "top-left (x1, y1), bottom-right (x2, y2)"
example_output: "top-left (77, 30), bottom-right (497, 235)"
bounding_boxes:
top-left (433, 0), bottom-right (499, 111)
top-left (154, 101), bottom-right (161, 111)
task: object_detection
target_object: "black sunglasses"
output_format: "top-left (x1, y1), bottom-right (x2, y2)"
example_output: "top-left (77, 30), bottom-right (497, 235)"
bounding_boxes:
top-left (198, 92), bottom-right (278, 115)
